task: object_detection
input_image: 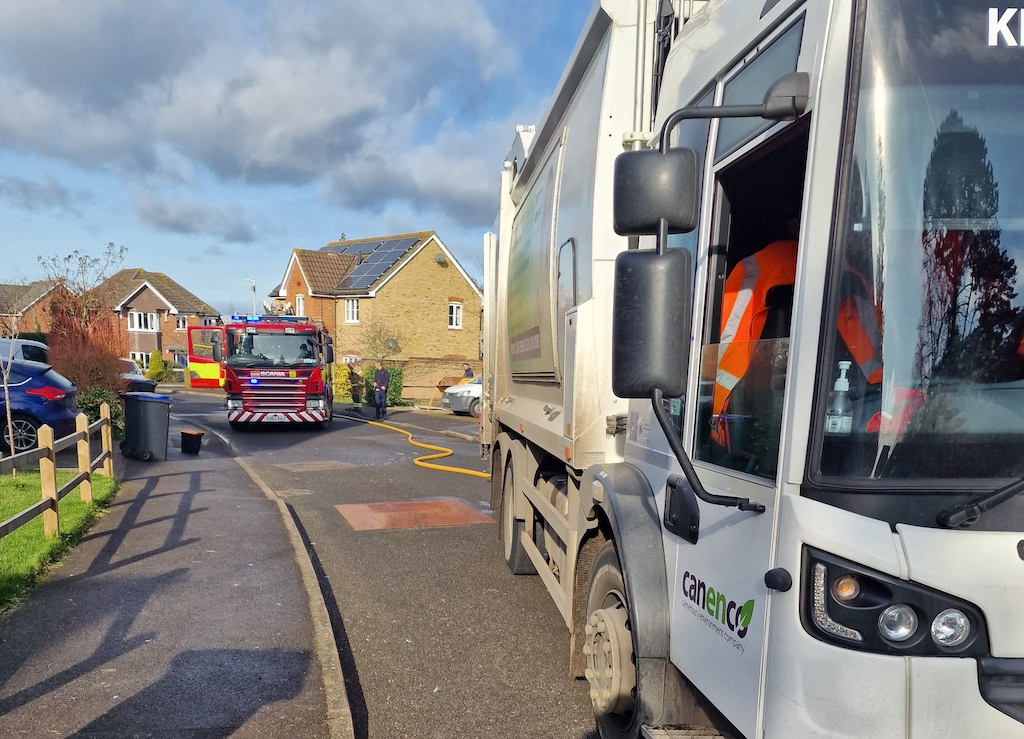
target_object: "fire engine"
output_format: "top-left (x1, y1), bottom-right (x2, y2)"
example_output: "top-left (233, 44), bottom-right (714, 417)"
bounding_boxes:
top-left (205, 315), bottom-right (335, 430)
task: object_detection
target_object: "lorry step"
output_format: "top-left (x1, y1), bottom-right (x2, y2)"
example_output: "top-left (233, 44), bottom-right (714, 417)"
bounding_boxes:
top-left (642, 727), bottom-right (729, 739)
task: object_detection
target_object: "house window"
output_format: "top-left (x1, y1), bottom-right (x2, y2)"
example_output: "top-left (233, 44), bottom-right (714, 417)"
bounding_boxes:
top-left (130, 351), bottom-right (151, 370)
top-left (296, 294), bottom-right (305, 316)
top-left (448, 302), bottom-right (463, 330)
top-left (345, 299), bottom-right (359, 324)
top-left (128, 311), bottom-right (158, 332)
top-left (202, 317), bottom-right (218, 326)
top-left (175, 315), bottom-right (188, 330)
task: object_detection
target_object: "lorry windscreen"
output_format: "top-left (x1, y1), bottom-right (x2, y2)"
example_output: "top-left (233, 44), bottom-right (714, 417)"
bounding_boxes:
top-left (225, 331), bottom-right (320, 368)
top-left (813, 0), bottom-right (1024, 486)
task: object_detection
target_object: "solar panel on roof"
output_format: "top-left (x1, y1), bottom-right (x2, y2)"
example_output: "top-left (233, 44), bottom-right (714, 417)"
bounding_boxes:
top-left (336, 236), bottom-right (422, 291)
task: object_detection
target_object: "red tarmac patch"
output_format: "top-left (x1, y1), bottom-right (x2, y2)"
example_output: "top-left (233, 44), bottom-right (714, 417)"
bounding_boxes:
top-left (336, 498), bottom-right (495, 531)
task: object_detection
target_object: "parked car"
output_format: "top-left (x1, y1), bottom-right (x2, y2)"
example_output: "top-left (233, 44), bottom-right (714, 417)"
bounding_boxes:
top-left (0, 337), bottom-right (49, 363)
top-left (440, 375), bottom-right (482, 417)
top-left (0, 359), bottom-right (80, 453)
top-left (120, 359), bottom-right (157, 393)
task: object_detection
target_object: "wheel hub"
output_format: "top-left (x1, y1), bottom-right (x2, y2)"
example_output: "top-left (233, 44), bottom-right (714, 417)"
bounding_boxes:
top-left (583, 604), bottom-right (636, 716)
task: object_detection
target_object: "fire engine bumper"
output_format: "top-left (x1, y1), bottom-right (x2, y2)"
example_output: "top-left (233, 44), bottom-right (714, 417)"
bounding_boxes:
top-left (228, 409), bottom-right (328, 423)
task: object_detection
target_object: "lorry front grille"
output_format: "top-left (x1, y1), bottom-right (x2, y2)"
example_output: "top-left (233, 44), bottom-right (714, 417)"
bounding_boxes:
top-left (241, 377), bottom-right (305, 412)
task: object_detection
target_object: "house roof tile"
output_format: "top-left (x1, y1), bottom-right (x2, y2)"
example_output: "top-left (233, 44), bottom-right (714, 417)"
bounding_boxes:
top-left (101, 269), bottom-right (220, 315)
top-left (292, 250), bottom-right (358, 295)
top-left (0, 280), bottom-right (60, 315)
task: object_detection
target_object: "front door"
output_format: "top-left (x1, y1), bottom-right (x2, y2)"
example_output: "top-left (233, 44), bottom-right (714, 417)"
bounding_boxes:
top-left (661, 16), bottom-right (813, 734)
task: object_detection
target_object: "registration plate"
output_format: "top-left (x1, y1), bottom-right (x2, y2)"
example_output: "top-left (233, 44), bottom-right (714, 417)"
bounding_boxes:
top-left (264, 413), bottom-right (288, 422)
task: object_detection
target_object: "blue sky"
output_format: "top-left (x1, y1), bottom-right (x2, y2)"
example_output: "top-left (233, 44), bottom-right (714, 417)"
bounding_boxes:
top-left (0, 0), bottom-right (592, 313)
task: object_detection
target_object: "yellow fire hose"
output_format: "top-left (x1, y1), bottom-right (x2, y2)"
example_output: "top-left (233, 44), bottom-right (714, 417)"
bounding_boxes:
top-left (349, 416), bottom-right (490, 479)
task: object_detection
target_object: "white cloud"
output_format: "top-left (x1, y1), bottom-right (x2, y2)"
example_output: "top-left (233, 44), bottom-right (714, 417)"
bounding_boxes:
top-left (134, 196), bottom-right (256, 243)
top-left (0, 0), bottom-right (524, 230)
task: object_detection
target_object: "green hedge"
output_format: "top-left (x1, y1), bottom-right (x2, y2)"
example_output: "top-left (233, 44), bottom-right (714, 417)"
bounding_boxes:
top-left (363, 366), bottom-right (404, 407)
top-left (78, 387), bottom-right (125, 440)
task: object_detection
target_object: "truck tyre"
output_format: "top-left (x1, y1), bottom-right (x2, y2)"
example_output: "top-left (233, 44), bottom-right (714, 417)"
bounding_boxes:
top-left (229, 420), bottom-right (248, 431)
top-left (500, 460), bottom-right (536, 575)
top-left (319, 395), bottom-right (332, 430)
top-left (586, 540), bottom-right (640, 739)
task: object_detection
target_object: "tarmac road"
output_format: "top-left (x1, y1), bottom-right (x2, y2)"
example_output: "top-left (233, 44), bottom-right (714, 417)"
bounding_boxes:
top-left (169, 393), bottom-right (599, 739)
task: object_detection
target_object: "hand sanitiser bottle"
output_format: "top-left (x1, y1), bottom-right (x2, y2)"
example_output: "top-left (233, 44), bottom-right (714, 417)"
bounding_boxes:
top-left (825, 361), bottom-right (853, 435)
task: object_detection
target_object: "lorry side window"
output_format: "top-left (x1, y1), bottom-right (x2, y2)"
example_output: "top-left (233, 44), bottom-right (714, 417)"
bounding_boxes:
top-left (695, 125), bottom-right (809, 480)
top-left (716, 16), bottom-right (804, 160)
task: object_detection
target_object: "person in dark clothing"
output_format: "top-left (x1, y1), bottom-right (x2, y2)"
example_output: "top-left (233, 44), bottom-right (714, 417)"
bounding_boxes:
top-left (462, 363), bottom-right (474, 378)
top-left (373, 361), bottom-right (389, 419)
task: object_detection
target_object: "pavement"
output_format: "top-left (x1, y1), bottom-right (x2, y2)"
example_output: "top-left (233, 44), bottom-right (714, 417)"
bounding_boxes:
top-left (0, 412), bottom-right (353, 738)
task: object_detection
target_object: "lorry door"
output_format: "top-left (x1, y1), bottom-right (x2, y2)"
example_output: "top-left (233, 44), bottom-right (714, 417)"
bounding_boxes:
top-left (660, 17), bottom-right (810, 738)
top-left (187, 326), bottom-right (226, 388)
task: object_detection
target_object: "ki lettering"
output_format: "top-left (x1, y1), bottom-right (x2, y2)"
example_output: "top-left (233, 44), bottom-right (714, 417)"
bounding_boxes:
top-left (989, 8), bottom-right (1024, 46)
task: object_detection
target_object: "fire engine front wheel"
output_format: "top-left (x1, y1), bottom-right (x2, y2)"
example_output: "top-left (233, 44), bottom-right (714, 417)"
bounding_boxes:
top-left (586, 540), bottom-right (639, 739)
top-left (229, 420), bottom-right (249, 431)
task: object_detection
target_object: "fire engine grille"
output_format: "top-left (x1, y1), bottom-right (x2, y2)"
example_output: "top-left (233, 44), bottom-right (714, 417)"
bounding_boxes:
top-left (241, 377), bottom-right (306, 412)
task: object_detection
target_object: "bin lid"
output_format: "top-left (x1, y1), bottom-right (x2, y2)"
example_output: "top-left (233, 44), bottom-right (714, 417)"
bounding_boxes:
top-left (122, 392), bottom-right (173, 403)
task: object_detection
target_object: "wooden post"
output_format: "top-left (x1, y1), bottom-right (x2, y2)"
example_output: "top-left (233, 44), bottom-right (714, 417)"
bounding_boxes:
top-left (76, 413), bottom-right (92, 502)
top-left (99, 402), bottom-right (113, 477)
top-left (39, 425), bottom-right (59, 538)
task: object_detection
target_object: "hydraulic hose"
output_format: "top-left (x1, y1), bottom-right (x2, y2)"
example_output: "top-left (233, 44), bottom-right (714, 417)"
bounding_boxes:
top-left (346, 415), bottom-right (490, 479)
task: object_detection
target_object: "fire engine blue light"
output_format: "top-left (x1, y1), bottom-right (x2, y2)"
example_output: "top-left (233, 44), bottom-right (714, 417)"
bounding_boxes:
top-left (249, 378), bottom-right (259, 384)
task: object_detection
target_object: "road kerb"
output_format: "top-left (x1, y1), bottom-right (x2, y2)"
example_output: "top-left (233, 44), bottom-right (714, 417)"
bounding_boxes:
top-left (232, 454), bottom-right (355, 739)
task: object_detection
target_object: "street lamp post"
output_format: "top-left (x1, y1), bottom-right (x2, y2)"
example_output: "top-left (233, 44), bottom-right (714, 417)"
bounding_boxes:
top-left (247, 278), bottom-right (257, 314)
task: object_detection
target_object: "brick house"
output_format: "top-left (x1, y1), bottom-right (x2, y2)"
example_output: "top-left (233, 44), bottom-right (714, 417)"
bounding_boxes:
top-left (0, 280), bottom-right (67, 335)
top-left (98, 269), bottom-right (221, 370)
top-left (272, 231), bottom-right (483, 398)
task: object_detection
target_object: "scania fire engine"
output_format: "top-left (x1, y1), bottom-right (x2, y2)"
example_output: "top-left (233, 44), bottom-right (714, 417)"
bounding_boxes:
top-left (208, 315), bottom-right (335, 430)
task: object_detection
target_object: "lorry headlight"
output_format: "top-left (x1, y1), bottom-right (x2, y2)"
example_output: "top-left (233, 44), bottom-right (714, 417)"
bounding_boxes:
top-left (227, 399), bottom-right (243, 411)
top-left (931, 609), bottom-right (970, 647)
top-left (306, 398), bottom-right (325, 410)
top-left (878, 604), bottom-right (918, 642)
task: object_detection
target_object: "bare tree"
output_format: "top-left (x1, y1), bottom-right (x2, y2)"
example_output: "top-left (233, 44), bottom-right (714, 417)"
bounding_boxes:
top-left (359, 315), bottom-right (405, 362)
top-left (38, 243), bottom-right (128, 394)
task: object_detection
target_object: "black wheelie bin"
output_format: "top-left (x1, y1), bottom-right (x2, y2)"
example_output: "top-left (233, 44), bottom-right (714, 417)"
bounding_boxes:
top-left (120, 392), bottom-right (172, 461)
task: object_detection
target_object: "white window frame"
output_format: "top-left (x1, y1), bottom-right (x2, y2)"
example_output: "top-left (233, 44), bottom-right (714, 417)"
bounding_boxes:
top-left (129, 351), bottom-right (151, 370)
top-left (175, 315), bottom-right (188, 331)
top-left (296, 294), bottom-right (305, 316)
top-left (128, 311), bottom-right (158, 332)
top-left (448, 302), bottom-right (463, 330)
top-left (202, 317), bottom-right (218, 326)
top-left (345, 299), bottom-right (359, 324)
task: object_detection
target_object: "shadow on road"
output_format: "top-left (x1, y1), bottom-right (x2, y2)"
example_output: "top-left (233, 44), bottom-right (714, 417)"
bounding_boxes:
top-left (287, 503), bottom-right (370, 739)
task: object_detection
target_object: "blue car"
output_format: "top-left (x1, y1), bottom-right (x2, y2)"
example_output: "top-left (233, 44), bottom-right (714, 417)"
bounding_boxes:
top-left (0, 360), bottom-right (80, 454)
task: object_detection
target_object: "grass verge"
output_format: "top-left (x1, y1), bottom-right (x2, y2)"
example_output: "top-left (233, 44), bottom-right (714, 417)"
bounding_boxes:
top-left (0, 471), bottom-right (118, 611)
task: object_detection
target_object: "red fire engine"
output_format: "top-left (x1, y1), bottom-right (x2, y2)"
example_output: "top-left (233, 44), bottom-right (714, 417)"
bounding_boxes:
top-left (208, 315), bottom-right (335, 430)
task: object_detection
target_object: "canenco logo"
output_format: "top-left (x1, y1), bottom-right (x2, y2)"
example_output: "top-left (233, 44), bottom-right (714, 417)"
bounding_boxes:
top-left (989, 8), bottom-right (1024, 46)
top-left (681, 571), bottom-right (755, 638)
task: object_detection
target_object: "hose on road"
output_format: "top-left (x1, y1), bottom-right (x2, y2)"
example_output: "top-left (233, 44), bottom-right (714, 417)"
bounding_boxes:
top-left (347, 415), bottom-right (490, 479)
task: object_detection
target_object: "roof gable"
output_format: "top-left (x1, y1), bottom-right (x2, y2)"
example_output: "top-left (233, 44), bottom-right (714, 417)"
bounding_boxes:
top-left (291, 250), bottom-right (357, 296)
top-left (0, 280), bottom-right (60, 315)
top-left (102, 269), bottom-right (219, 315)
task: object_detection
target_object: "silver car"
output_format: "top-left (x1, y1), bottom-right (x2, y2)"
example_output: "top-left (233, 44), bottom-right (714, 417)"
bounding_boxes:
top-left (441, 375), bottom-right (482, 416)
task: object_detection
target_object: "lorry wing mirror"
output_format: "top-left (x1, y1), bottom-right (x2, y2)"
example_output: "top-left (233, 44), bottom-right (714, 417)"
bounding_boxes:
top-left (762, 71), bottom-right (810, 120)
top-left (325, 345), bottom-right (334, 365)
top-left (613, 148), bottom-right (699, 237)
top-left (612, 247), bottom-right (691, 398)
top-left (211, 332), bottom-right (223, 363)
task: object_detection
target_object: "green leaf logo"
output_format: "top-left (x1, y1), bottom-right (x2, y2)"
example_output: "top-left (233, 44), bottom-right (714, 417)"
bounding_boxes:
top-left (739, 599), bottom-right (755, 630)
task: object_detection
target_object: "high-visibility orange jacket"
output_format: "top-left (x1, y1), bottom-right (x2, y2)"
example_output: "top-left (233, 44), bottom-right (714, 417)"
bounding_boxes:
top-left (712, 240), bottom-right (797, 446)
top-left (837, 265), bottom-right (883, 385)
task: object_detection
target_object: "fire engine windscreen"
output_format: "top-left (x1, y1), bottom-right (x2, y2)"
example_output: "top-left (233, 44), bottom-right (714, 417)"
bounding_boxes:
top-left (225, 332), bottom-right (320, 368)
top-left (815, 0), bottom-right (1024, 483)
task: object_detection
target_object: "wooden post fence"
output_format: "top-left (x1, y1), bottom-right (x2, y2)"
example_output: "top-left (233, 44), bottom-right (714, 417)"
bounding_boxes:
top-left (0, 402), bottom-right (113, 542)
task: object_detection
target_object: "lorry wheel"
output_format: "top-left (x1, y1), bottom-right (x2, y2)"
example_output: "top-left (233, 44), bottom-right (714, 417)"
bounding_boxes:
top-left (586, 540), bottom-right (639, 739)
top-left (319, 396), bottom-right (332, 430)
top-left (500, 461), bottom-right (536, 575)
top-left (229, 420), bottom-right (248, 431)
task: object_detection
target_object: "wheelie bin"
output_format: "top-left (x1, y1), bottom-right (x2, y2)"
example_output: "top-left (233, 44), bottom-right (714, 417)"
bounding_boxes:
top-left (120, 392), bottom-right (172, 461)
